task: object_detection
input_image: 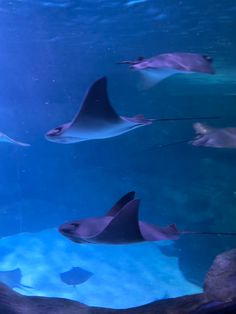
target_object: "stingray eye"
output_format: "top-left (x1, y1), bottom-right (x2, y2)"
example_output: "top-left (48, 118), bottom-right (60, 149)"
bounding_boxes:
top-left (137, 56), bottom-right (144, 61)
top-left (203, 55), bottom-right (213, 63)
top-left (54, 126), bottom-right (63, 133)
top-left (48, 126), bottom-right (63, 136)
top-left (71, 223), bottom-right (80, 228)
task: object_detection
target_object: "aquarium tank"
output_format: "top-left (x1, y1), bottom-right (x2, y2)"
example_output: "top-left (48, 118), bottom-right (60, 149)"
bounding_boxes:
top-left (0, 0), bottom-right (235, 310)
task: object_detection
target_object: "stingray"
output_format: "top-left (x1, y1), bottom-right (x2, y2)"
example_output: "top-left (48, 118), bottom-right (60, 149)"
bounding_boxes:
top-left (45, 76), bottom-right (154, 144)
top-left (0, 132), bottom-right (30, 147)
top-left (0, 268), bottom-right (32, 290)
top-left (59, 192), bottom-right (236, 245)
top-left (118, 52), bottom-right (214, 87)
top-left (60, 267), bottom-right (93, 287)
top-left (191, 123), bottom-right (236, 148)
top-left (45, 77), bottom-right (218, 144)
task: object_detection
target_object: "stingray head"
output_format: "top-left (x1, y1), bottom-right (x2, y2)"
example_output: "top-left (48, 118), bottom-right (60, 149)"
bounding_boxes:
top-left (132, 60), bottom-right (149, 70)
top-left (59, 221), bottom-right (85, 243)
top-left (191, 122), bottom-right (216, 147)
top-left (45, 122), bottom-right (81, 144)
top-left (59, 217), bottom-right (108, 243)
top-left (202, 55), bottom-right (213, 64)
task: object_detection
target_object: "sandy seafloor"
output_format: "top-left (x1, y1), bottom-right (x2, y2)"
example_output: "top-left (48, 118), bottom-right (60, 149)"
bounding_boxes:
top-left (0, 228), bottom-right (201, 309)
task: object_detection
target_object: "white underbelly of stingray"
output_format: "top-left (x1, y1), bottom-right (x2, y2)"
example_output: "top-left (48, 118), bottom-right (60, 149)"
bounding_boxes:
top-left (64, 120), bottom-right (141, 140)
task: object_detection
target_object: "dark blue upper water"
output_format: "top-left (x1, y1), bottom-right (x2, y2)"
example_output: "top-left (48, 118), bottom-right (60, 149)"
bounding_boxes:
top-left (0, 0), bottom-right (235, 309)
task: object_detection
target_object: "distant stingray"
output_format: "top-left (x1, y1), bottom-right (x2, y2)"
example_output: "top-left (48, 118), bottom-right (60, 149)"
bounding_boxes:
top-left (0, 268), bottom-right (32, 290)
top-left (59, 192), bottom-right (236, 245)
top-left (118, 52), bottom-right (214, 87)
top-left (0, 132), bottom-right (30, 147)
top-left (60, 267), bottom-right (93, 287)
top-left (45, 77), bottom-right (218, 144)
top-left (191, 123), bottom-right (236, 148)
top-left (45, 77), bottom-right (153, 144)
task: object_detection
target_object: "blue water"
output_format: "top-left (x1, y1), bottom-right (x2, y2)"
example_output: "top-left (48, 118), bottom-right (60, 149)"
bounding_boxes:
top-left (0, 0), bottom-right (235, 309)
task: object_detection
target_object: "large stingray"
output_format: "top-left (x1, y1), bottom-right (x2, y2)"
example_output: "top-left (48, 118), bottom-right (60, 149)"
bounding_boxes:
top-left (118, 52), bottom-right (214, 87)
top-left (59, 192), bottom-right (236, 245)
top-left (191, 123), bottom-right (236, 148)
top-left (45, 77), bottom-right (154, 144)
top-left (0, 132), bottom-right (30, 147)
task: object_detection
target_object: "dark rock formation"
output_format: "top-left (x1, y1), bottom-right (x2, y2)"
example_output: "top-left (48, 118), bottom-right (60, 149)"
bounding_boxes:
top-left (192, 300), bottom-right (236, 314)
top-left (0, 283), bottom-right (206, 314)
top-left (204, 248), bottom-right (236, 302)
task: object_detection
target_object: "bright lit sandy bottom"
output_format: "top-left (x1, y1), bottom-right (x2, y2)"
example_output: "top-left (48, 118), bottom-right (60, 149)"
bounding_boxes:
top-left (0, 229), bottom-right (201, 309)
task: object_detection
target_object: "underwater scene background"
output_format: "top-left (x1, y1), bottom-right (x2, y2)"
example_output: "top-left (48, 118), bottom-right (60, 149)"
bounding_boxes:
top-left (0, 0), bottom-right (236, 309)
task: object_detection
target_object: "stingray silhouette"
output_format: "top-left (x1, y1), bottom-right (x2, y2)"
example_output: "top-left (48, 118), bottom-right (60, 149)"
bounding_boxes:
top-left (46, 77), bottom-right (218, 144)
top-left (60, 267), bottom-right (93, 287)
top-left (45, 77), bottom-right (153, 144)
top-left (59, 192), bottom-right (236, 245)
top-left (0, 268), bottom-right (32, 290)
top-left (118, 52), bottom-right (214, 87)
top-left (191, 123), bottom-right (236, 148)
top-left (0, 132), bottom-right (30, 147)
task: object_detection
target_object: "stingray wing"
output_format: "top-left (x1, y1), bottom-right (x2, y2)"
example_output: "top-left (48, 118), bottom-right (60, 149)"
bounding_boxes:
top-left (72, 77), bottom-right (121, 125)
top-left (140, 222), bottom-right (180, 241)
top-left (93, 199), bottom-right (144, 244)
top-left (106, 191), bottom-right (136, 216)
top-left (139, 68), bottom-right (177, 88)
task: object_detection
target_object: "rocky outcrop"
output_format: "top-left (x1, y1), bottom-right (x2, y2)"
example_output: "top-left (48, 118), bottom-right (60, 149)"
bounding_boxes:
top-left (204, 248), bottom-right (236, 302)
top-left (0, 283), bottom-right (206, 314)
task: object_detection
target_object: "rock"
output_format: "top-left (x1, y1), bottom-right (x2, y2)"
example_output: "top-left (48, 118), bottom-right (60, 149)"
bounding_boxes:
top-left (0, 283), bottom-right (89, 314)
top-left (191, 300), bottom-right (236, 314)
top-left (204, 248), bottom-right (236, 302)
top-left (0, 283), bottom-right (206, 314)
top-left (122, 295), bottom-right (206, 314)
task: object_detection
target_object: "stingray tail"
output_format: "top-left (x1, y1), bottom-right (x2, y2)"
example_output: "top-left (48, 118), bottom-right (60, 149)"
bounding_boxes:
top-left (147, 139), bottom-right (193, 150)
top-left (13, 140), bottom-right (31, 147)
top-left (144, 116), bottom-right (219, 149)
top-left (116, 60), bottom-right (137, 66)
top-left (155, 116), bottom-right (220, 122)
top-left (5, 135), bottom-right (31, 147)
top-left (181, 231), bottom-right (236, 236)
top-left (142, 115), bottom-right (219, 150)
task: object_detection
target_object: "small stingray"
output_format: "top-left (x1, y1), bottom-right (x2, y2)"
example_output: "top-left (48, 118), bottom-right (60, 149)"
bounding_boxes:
top-left (118, 52), bottom-right (214, 87)
top-left (59, 192), bottom-right (236, 245)
top-left (0, 132), bottom-right (30, 147)
top-left (45, 77), bottom-right (153, 144)
top-left (60, 267), bottom-right (93, 287)
top-left (0, 268), bottom-right (32, 290)
top-left (191, 122), bottom-right (236, 148)
top-left (45, 77), bottom-right (218, 144)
